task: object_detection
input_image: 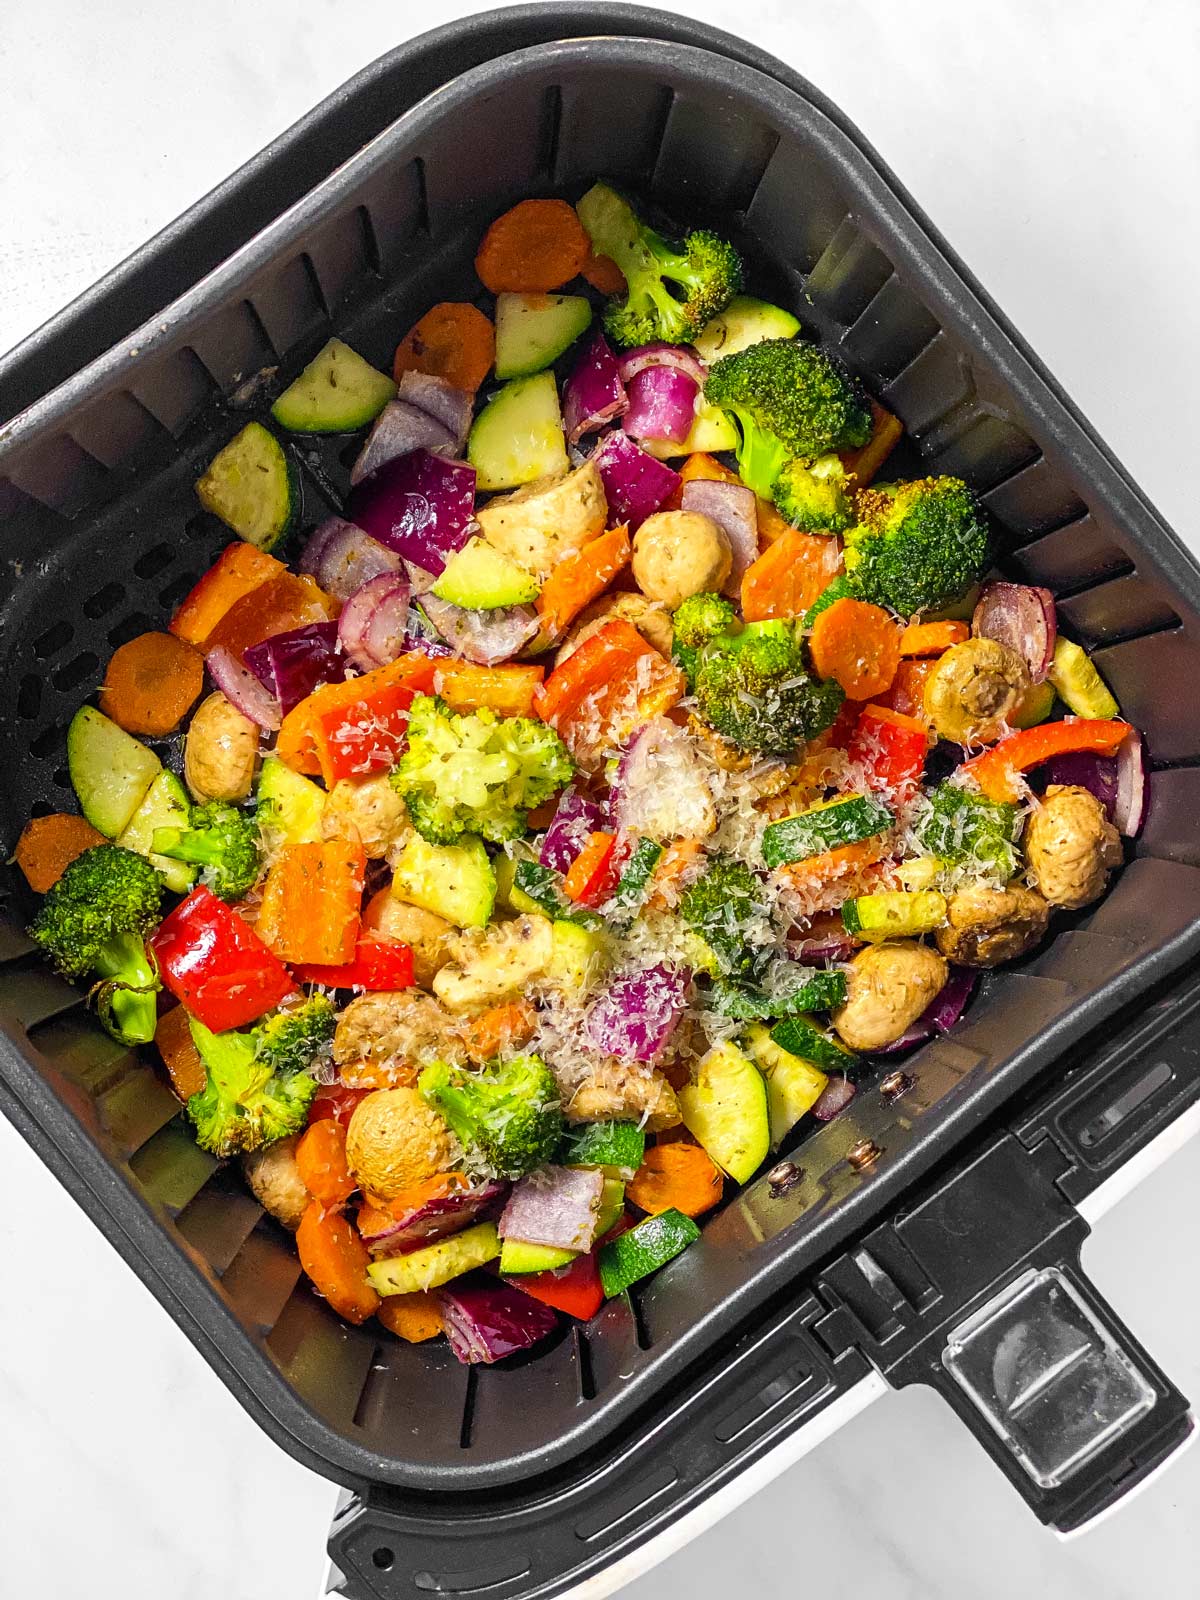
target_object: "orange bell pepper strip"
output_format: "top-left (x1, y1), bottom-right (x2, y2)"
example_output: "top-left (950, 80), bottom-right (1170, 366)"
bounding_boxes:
top-left (899, 619), bottom-right (970, 657)
top-left (741, 526), bottom-right (844, 621)
top-left (203, 571), bottom-right (337, 659)
top-left (838, 398), bottom-right (903, 488)
top-left (961, 719), bottom-right (1133, 802)
top-left (277, 651), bottom-right (439, 783)
top-left (562, 830), bottom-right (620, 906)
top-left (431, 659), bottom-right (545, 718)
top-left (534, 524), bottom-right (632, 643)
top-left (534, 620), bottom-right (686, 767)
top-left (170, 542), bottom-right (286, 647)
top-left (255, 840), bottom-right (367, 966)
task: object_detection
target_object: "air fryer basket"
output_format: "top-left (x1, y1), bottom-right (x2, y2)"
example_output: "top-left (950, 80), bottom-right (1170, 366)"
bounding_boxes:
top-left (3, 27), bottom-right (1200, 1508)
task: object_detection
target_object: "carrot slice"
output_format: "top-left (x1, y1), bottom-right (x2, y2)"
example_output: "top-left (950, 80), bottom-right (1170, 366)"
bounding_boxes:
top-left (99, 631), bottom-right (205, 736)
top-left (580, 248), bottom-right (626, 295)
top-left (741, 526), bottom-right (843, 622)
top-left (535, 524), bottom-right (631, 643)
top-left (376, 1291), bottom-right (444, 1342)
top-left (392, 302), bottom-right (495, 394)
top-left (475, 199), bottom-right (591, 292)
top-left (899, 620), bottom-right (970, 657)
top-left (296, 1118), bottom-right (356, 1208)
top-left (838, 398), bottom-right (903, 487)
top-left (809, 597), bottom-right (901, 700)
top-left (155, 1004), bottom-right (206, 1102)
top-left (14, 813), bottom-right (106, 893)
top-left (778, 835), bottom-right (894, 902)
top-left (431, 659), bottom-right (545, 719)
top-left (296, 1203), bottom-right (380, 1325)
top-left (462, 1000), bottom-right (538, 1064)
top-left (256, 840), bottom-right (366, 966)
top-left (628, 1142), bottom-right (724, 1218)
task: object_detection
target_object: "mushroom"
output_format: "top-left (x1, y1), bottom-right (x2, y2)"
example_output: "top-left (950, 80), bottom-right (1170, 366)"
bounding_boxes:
top-left (475, 461), bottom-right (607, 576)
top-left (345, 1088), bottom-right (457, 1201)
top-left (333, 990), bottom-right (464, 1085)
top-left (555, 591), bottom-right (673, 666)
top-left (1024, 784), bottom-right (1122, 909)
top-left (363, 890), bottom-right (454, 988)
top-left (565, 1062), bottom-right (682, 1131)
top-left (832, 940), bottom-right (949, 1051)
top-left (632, 510), bottom-right (732, 609)
top-left (935, 883), bottom-right (1050, 966)
top-left (433, 914), bottom-right (556, 1014)
top-left (184, 691), bottom-right (259, 802)
top-left (242, 1135), bottom-right (309, 1232)
top-left (321, 772), bottom-right (411, 862)
top-left (922, 638), bottom-right (1030, 743)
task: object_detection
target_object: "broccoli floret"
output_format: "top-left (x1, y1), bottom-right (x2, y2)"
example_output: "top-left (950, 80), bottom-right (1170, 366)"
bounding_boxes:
top-left (843, 476), bottom-right (990, 617)
top-left (704, 339), bottom-right (872, 497)
top-left (915, 781), bottom-right (1020, 881)
top-left (773, 454), bottom-right (854, 533)
top-left (28, 844), bottom-right (163, 1046)
top-left (418, 1054), bottom-right (562, 1180)
top-left (185, 1008), bottom-right (322, 1158)
top-left (392, 695), bottom-right (573, 846)
top-left (254, 994), bottom-right (336, 1076)
top-left (678, 854), bottom-right (769, 977)
top-left (576, 182), bottom-right (742, 349)
top-left (677, 600), bottom-right (844, 755)
top-left (151, 801), bottom-right (261, 902)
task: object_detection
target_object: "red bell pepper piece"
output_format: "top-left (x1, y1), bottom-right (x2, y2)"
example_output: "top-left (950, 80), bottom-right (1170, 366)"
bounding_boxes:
top-left (508, 1216), bottom-right (636, 1320)
top-left (307, 1084), bottom-right (372, 1129)
top-left (846, 703), bottom-right (930, 799)
top-left (150, 886), bottom-right (296, 1033)
top-left (291, 936), bottom-right (415, 991)
top-left (534, 620), bottom-right (685, 767)
top-left (561, 830), bottom-right (620, 906)
top-left (962, 718), bottom-right (1133, 802)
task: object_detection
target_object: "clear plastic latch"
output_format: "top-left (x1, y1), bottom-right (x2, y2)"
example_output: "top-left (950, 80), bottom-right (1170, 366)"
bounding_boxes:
top-left (941, 1266), bottom-right (1156, 1489)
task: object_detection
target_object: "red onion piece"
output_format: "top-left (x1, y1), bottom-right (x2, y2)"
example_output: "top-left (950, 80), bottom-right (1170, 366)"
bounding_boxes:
top-left (540, 788), bottom-right (607, 873)
top-left (563, 330), bottom-right (628, 446)
top-left (623, 366), bottom-right (699, 443)
top-left (395, 371), bottom-right (473, 450)
top-left (438, 1278), bottom-right (559, 1365)
top-left (297, 516), bottom-right (341, 577)
top-left (363, 578), bottom-right (413, 667)
top-left (614, 716), bottom-right (716, 839)
top-left (616, 342), bottom-right (708, 387)
top-left (788, 933), bottom-right (861, 966)
top-left (359, 1181), bottom-right (508, 1258)
top-left (583, 963), bottom-right (691, 1063)
top-left (1042, 752), bottom-right (1118, 816)
top-left (347, 448), bottom-right (476, 576)
top-left (350, 401), bottom-right (457, 485)
top-left (591, 431), bottom-right (681, 531)
top-left (301, 516), bottom-right (402, 602)
top-left (418, 594), bottom-right (540, 664)
top-left (680, 479), bottom-right (758, 597)
top-left (1115, 728), bottom-right (1149, 836)
top-left (338, 573), bottom-right (412, 671)
top-left (206, 645), bottom-right (282, 731)
top-left (811, 1077), bottom-right (856, 1121)
top-left (243, 620), bottom-right (345, 713)
top-left (499, 1166), bottom-right (606, 1252)
top-left (972, 581), bottom-right (1057, 683)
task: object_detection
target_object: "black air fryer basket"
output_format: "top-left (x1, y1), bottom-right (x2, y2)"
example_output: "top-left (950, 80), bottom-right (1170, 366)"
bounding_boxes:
top-left (3, 9), bottom-right (1199, 1597)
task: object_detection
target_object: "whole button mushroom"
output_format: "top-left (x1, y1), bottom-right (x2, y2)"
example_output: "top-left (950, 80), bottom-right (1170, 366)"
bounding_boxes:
top-left (1024, 784), bottom-right (1122, 909)
top-left (936, 883), bottom-right (1050, 966)
top-left (345, 1087), bottom-right (457, 1202)
top-left (184, 691), bottom-right (259, 802)
top-left (832, 940), bottom-right (949, 1052)
top-left (242, 1135), bottom-right (309, 1231)
top-left (922, 637), bottom-right (1030, 744)
top-left (632, 510), bottom-right (732, 609)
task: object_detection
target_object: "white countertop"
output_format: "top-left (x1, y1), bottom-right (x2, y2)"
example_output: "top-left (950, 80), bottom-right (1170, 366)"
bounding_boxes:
top-left (2, 2), bottom-right (1198, 1597)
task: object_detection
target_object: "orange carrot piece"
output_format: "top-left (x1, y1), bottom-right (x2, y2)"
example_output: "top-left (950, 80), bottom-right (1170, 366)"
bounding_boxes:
top-left (256, 840), bottom-right (366, 966)
top-left (155, 1004), bottom-right (206, 1102)
top-left (628, 1142), bottom-right (724, 1218)
top-left (778, 836), bottom-right (894, 901)
top-left (880, 659), bottom-right (936, 720)
top-left (741, 526), bottom-right (844, 622)
top-left (392, 302), bottom-right (495, 394)
top-left (580, 248), bottom-right (626, 295)
top-left (296, 1202), bottom-right (380, 1325)
top-left (838, 398), bottom-right (903, 487)
top-left (170, 542), bottom-right (286, 648)
top-left (99, 631), bottom-right (205, 737)
top-left (462, 1000), bottom-right (538, 1064)
top-left (475, 199), bottom-right (591, 292)
top-left (646, 837), bottom-right (705, 911)
top-left (14, 813), bottom-right (106, 893)
top-left (535, 524), bottom-right (631, 643)
top-left (809, 597), bottom-right (901, 700)
top-left (376, 1292), bottom-right (444, 1342)
top-left (296, 1118), bottom-right (356, 1208)
top-left (431, 659), bottom-right (545, 719)
top-left (899, 619), bottom-right (970, 657)
top-left (204, 572), bottom-right (336, 660)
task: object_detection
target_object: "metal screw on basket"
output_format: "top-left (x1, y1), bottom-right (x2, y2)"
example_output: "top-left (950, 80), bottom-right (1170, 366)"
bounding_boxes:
top-left (847, 1138), bottom-right (883, 1172)
top-left (767, 1160), bottom-right (805, 1197)
top-left (879, 1071), bottom-right (915, 1103)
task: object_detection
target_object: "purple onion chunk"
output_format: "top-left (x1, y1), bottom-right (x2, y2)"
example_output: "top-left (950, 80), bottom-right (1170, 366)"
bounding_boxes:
top-left (1115, 728), bottom-right (1149, 836)
top-left (395, 371), bottom-right (473, 449)
top-left (972, 581), bottom-right (1057, 683)
top-left (499, 1166), bottom-right (606, 1252)
top-left (243, 620), bottom-right (345, 714)
top-left (418, 594), bottom-right (540, 664)
top-left (300, 516), bottom-right (402, 602)
top-left (583, 964), bottom-right (691, 1063)
top-left (622, 366), bottom-right (699, 444)
top-left (206, 645), bottom-right (282, 731)
top-left (438, 1277), bottom-right (559, 1365)
top-left (616, 343), bottom-right (708, 387)
top-left (590, 431), bottom-right (681, 531)
top-left (680, 479), bottom-right (758, 597)
top-left (350, 401), bottom-right (457, 486)
top-left (347, 448), bottom-right (476, 576)
top-left (563, 330), bottom-right (628, 446)
top-left (540, 788), bottom-right (607, 873)
top-left (1042, 752), bottom-right (1119, 817)
top-left (811, 1077), bottom-right (856, 1121)
top-left (337, 573), bottom-right (412, 672)
top-left (359, 1181), bottom-right (508, 1259)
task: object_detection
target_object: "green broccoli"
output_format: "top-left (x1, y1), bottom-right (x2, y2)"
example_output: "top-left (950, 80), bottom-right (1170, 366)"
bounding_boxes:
top-left (678, 854), bottom-right (769, 978)
top-left (704, 339), bottom-right (872, 497)
top-left (673, 594), bottom-right (843, 755)
top-left (576, 182), bottom-right (742, 349)
top-left (772, 454), bottom-right (854, 533)
top-left (418, 1054), bottom-right (562, 1180)
top-left (28, 844), bottom-right (163, 1046)
top-left (843, 476), bottom-right (990, 617)
top-left (914, 781), bottom-right (1020, 881)
top-left (392, 694), bottom-right (573, 846)
top-left (151, 801), bottom-right (261, 902)
top-left (185, 1004), bottom-right (325, 1157)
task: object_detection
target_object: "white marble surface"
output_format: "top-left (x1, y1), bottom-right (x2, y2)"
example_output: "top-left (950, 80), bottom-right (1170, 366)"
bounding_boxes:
top-left (1, 2), bottom-right (1198, 1597)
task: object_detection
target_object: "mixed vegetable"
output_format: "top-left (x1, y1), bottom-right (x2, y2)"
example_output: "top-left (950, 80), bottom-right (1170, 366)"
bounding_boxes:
top-left (16, 184), bottom-right (1148, 1365)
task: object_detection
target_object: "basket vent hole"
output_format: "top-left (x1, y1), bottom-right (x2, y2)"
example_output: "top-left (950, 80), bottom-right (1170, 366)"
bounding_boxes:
top-left (84, 582), bottom-right (126, 619)
top-left (158, 572), bottom-right (200, 608)
top-left (34, 621), bottom-right (73, 659)
top-left (107, 613), bottom-right (158, 648)
top-left (30, 724), bottom-right (66, 761)
top-left (372, 1549), bottom-right (395, 1572)
top-left (17, 676), bottom-right (42, 720)
top-left (53, 767), bottom-right (70, 791)
top-left (134, 543), bottom-right (175, 579)
top-left (52, 652), bottom-right (100, 693)
top-left (29, 799), bottom-right (54, 818)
